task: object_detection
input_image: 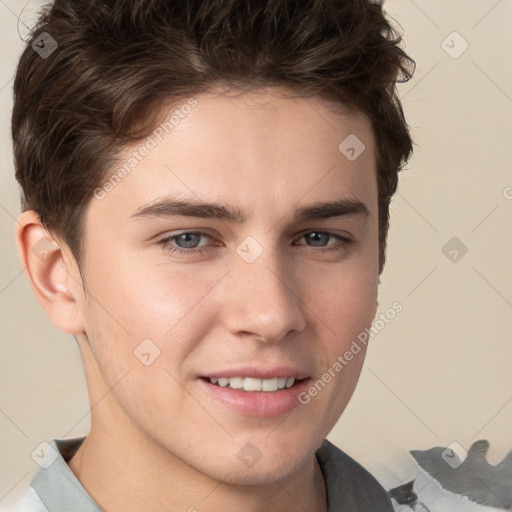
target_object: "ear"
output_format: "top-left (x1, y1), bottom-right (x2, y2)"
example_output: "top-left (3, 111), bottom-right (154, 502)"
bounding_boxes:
top-left (14, 210), bottom-right (86, 334)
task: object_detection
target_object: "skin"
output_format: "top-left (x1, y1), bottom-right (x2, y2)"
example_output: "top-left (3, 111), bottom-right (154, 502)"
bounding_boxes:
top-left (16, 86), bottom-right (379, 512)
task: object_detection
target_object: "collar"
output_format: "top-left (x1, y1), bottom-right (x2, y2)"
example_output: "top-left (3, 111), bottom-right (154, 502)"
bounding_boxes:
top-left (30, 437), bottom-right (102, 512)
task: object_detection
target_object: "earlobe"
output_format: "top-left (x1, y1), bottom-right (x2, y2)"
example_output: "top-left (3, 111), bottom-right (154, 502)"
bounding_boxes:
top-left (14, 210), bottom-right (86, 334)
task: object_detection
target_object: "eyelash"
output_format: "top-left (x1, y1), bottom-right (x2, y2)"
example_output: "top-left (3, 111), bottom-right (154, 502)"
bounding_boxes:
top-left (158, 230), bottom-right (353, 256)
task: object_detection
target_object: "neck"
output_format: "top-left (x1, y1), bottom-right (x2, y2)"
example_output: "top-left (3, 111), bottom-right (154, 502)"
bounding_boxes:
top-left (68, 420), bottom-right (327, 512)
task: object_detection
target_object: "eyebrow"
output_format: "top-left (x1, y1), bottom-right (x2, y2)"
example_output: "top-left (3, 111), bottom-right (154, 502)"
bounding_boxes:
top-left (129, 196), bottom-right (369, 223)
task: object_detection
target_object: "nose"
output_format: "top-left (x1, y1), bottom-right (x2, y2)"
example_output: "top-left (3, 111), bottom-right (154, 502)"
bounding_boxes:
top-left (221, 245), bottom-right (306, 344)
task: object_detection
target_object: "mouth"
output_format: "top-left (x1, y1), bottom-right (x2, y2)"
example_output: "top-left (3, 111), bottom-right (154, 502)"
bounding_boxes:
top-left (201, 376), bottom-right (307, 392)
top-left (198, 374), bottom-right (312, 417)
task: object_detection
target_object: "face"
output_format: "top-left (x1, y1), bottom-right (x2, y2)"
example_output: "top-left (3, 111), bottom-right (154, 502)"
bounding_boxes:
top-left (76, 87), bottom-right (379, 484)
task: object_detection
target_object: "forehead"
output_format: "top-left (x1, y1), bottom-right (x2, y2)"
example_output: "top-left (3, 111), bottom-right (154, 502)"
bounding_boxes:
top-left (88, 87), bottom-right (377, 226)
top-left (168, 86), bottom-right (374, 162)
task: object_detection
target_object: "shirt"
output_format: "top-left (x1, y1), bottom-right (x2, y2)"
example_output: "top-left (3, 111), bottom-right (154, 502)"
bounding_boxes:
top-left (2, 436), bottom-right (394, 511)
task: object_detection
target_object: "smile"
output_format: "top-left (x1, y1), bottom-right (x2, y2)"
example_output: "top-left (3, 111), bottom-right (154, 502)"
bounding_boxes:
top-left (198, 376), bottom-right (312, 417)
top-left (206, 376), bottom-right (298, 392)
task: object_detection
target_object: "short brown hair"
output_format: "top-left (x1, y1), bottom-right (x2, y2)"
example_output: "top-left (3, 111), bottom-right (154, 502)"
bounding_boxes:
top-left (12, 0), bottom-right (414, 274)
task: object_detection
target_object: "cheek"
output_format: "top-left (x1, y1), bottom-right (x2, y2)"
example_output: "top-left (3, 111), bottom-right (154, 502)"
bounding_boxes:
top-left (301, 271), bottom-right (375, 435)
top-left (300, 255), bottom-right (378, 390)
top-left (80, 276), bottom-right (198, 426)
top-left (315, 288), bottom-right (376, 376)
top-left (83, 244), bottom-right (199, 335)
top-left (306, 259), bottom-right (378, 333)
top-left (81, 248), bottom-right (223, 378)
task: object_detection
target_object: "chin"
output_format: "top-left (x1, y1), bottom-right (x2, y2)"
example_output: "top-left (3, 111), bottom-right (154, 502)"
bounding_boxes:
top-left (203, 433), bottom-right (320, 486)
top-left (209, 455), bottom-right (307, 486)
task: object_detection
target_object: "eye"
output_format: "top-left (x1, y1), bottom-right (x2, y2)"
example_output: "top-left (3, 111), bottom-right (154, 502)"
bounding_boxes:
top-left (159, 231), bottom-right (215, 255)
top-left (296, 231), bottom-right (353, 253)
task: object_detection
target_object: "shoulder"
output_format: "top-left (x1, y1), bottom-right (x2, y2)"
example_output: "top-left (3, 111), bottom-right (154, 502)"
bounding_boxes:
top-left (316, 439), bottom-right (394, 511)
top-left (0, 487), bottom-right (48, 512)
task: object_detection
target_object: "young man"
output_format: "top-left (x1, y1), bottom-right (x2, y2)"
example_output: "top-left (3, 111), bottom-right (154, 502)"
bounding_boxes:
top-left (8, 0), bottom-right (414, 510)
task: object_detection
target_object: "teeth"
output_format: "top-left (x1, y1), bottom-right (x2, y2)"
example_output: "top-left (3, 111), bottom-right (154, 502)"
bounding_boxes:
top-left (228, 377), bottom-right (243, 389)
top-left (218, 378), bottom-right (229, 387)
top-left (261, 377), bottom-right (278, 392)
top-left (207, 376), bottom-right (297, 391)
top-left (243, 377), bottom-right (262, 391)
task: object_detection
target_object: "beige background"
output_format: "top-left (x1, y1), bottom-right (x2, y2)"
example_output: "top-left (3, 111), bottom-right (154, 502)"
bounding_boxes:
top-left (1, 0), bottom-right (511, 504)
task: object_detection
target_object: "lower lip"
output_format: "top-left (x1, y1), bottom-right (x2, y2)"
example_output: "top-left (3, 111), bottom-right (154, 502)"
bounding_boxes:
top-left (197, 378), bottom-right (311, 418)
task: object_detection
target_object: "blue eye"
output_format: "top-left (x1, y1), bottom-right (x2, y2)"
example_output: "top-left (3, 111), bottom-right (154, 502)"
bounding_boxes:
top-left (171, 232), bottom-right (209, 249)
top-left (296, 231), bottom-right (354, 254)
top-left (301, 231), bottom-right (343, 247)
top-left (159, 230), bottom-right (353, 256)
top-left (160, 231), bottom-right (213, 255)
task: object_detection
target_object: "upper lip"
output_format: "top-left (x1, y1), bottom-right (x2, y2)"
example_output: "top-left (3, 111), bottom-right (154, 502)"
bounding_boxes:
top-left (201, 365), bottom-right (310, 380)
